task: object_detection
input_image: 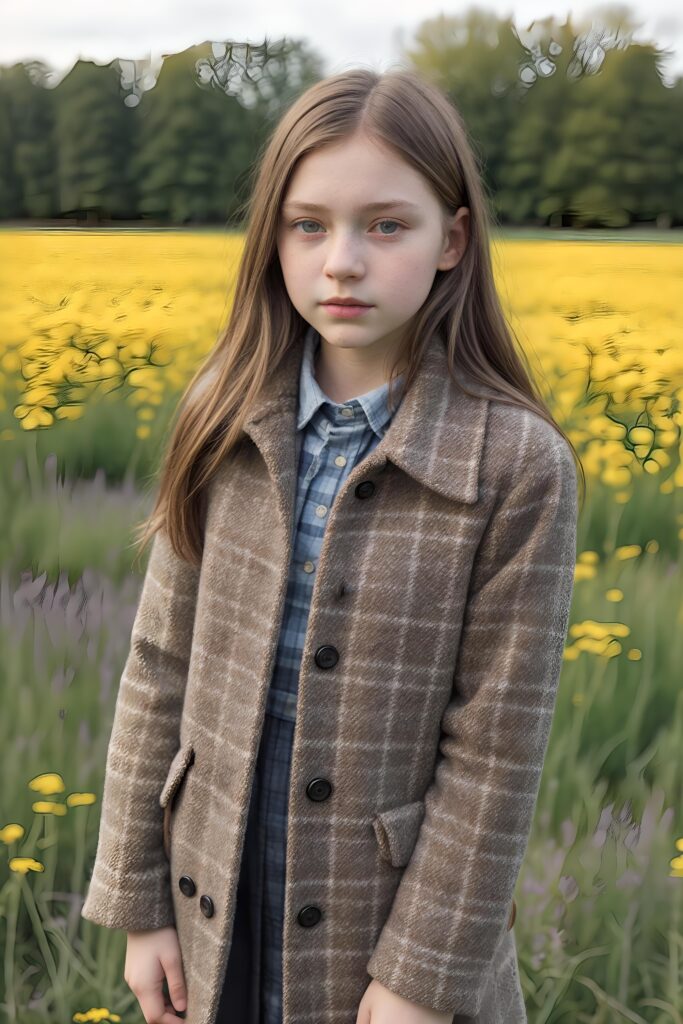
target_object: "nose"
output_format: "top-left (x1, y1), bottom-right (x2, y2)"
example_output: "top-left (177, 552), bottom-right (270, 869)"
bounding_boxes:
top-left (322, 230), bottom-right (365, 277)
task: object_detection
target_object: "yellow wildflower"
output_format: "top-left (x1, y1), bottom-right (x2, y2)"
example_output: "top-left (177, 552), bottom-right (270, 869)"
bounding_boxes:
top-left (28, 773), bottom-right (65, 796)
top-left (0, 823), bottom-right (25, 844)
top-left (9, 857), bottom-right (44, 874)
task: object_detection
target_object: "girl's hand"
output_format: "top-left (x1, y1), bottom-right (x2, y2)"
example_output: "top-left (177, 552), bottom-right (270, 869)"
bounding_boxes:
top-left (356, 978), bottom-right (453, 1023)
top-left (124, 926), bottom-right (188, 1023)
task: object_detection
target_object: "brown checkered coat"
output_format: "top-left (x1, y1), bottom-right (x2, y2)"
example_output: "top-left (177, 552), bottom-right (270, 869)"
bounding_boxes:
top-left (81, 331), bottom-right (578, 1023)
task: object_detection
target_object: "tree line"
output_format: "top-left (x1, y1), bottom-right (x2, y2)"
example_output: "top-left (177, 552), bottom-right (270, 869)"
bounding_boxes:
top-left (1, 6), bottom-right (681, 228)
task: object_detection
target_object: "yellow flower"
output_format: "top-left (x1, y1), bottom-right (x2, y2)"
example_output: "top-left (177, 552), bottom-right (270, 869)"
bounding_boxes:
top-left (32, 801), bottom-right (67, 816)
top-left (627, 425), bottom-right (655, 446)
top-left (128, 366), bottom-right (158, 388)
top-left (67, 792), bottom-right (97, 807)
top-left (0, 823), bottom-right (25, 844)
top-left (20, 407), bottom-right (55, 429)
top-left (569, 619), bottom-right (630, 640)
top-left (9, 857), bottom-right (44, 874)
top-left (614, 544), bottom-right (642, 561)
top-left (55, 404), bottom-right (85, 421)
top-left (28, 773), bottom-right (65, 796)
top-left (73, 1008), bottom-right (121, 1022)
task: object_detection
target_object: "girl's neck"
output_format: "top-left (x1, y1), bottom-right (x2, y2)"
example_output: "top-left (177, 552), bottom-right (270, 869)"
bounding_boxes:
top-left (314, 338), bottom-right (405, 403)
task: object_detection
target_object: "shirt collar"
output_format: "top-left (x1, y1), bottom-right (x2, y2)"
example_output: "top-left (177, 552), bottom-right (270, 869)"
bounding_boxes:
top-left (296, 324), bottom-right (404, 438)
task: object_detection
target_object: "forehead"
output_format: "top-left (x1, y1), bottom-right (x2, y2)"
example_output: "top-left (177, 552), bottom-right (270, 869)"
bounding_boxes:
top-left (280, 198), bottom-right (420, 213)
top-left (281, 135), bottom-right (436, 211)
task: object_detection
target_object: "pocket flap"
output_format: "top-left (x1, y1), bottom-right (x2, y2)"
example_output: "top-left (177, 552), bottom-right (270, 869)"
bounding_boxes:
top-left (159, 742), bottom-right (195, 809)
top-left (372, 799), bottom-right (426, 868)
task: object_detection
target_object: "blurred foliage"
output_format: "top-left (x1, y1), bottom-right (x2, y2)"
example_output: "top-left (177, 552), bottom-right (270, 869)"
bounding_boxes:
top-left (0, 37), bottom-right (324, 225)
top-left (0, 6), bottom-right (681, 227)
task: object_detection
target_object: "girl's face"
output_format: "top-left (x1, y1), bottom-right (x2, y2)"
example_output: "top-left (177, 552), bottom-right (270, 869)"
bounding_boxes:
top-left (276, 130), bottom-right (469, 366)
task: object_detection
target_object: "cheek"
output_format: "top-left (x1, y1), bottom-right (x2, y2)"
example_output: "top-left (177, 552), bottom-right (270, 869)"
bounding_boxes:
top-left (381, 251), bottom-right (437, 307)
top-left (277, 239), bottom-right (306, 292)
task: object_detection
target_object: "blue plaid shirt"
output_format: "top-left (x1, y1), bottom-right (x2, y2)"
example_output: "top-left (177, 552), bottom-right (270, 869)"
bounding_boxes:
top-left (264, 324), bottom-right (405, 722)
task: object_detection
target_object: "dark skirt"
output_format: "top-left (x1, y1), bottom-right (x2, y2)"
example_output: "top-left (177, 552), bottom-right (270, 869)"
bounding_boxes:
top-left (216, 692), bottom-right (296, 1024)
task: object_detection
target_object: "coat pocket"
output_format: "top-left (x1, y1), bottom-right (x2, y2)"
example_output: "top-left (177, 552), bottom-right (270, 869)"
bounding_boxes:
top-left (159, 741), bottom-right (195, 860)
top-left (371, 798), bottom-right (517, 930)
top-left (371, 799), bottom-right (426, 868)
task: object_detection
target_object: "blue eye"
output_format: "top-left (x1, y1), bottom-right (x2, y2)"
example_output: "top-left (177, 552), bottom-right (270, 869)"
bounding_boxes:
top-left (376, 219), bottom-right (401, 235)
top-left (293, 219), bottom-right (321, 233)
top-left (289, 218), bottom-right (404, 236)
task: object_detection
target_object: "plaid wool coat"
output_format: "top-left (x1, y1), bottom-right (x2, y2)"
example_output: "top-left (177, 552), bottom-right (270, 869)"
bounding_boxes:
top-left (81, 329), bottom-right (579, 1024)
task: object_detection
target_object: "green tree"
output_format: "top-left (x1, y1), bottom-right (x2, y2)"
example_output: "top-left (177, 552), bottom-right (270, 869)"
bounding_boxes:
top-left (54, 58), bottom-right (137, 222)
top-left (0, 61), bottom-right (57, 219)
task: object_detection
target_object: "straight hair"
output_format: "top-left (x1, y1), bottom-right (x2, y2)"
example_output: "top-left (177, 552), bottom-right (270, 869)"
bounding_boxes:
top-left (134, 65), bottom-right (585, 570)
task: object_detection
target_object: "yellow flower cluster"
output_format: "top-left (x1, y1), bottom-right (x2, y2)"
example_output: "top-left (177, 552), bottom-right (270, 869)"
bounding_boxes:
top-left (0, 231), bottom-right (238, 438)
top-left (0, 234), bottom-right (682, 496)
top-left (1, 772), bottom-right (97, 875)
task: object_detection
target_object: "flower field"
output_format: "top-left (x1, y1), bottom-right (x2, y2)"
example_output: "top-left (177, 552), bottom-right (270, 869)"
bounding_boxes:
top-left (1, 228), bottom-right (682, 1021)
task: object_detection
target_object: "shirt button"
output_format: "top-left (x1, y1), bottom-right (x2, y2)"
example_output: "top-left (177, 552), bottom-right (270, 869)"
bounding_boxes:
top-left (334, 455), bottom-right (347, 467)
top-left (341, 407), bottom-right (353, 417)
top-left (315, 505), bottom-right (327, 518)
top-left (303, 560), bottom-right (315, 573)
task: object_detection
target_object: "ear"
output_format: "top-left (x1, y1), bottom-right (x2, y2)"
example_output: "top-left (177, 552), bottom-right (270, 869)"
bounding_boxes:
top-left (438, 206), bottom-right (469, 271)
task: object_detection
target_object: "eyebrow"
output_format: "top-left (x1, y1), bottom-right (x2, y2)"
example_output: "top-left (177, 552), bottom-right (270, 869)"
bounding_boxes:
top-left (281, 199), bottom-right (420, 214)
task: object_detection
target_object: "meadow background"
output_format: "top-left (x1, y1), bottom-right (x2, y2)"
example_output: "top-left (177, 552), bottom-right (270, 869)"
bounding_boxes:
top-left (2, 227), bottom-right (682, 1023)
top-left (2, 6), bottom-right (683, 1022)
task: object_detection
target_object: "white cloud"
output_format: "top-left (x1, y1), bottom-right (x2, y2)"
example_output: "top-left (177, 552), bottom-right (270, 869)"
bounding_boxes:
top-left (1, 0), bottom-right (681, 83)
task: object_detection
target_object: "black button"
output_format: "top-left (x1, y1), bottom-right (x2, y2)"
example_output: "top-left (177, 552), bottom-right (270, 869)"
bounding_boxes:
top-left (306, 777), bottom-right (332, 801)
top-left (178, 875), bottom-right (196, 897)
top-left (297, 904), bottom-right (323, 927)
top-left (355, 480), bottom-right (375, 499)
top-left (199, 894), bottom-right (215, 918)
top-left (314, 645), bottom-right (339, 669)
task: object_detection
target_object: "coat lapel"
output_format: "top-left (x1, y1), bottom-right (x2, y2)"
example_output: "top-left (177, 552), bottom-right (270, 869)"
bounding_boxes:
top-left (240, 330), bottom-right (491, 543)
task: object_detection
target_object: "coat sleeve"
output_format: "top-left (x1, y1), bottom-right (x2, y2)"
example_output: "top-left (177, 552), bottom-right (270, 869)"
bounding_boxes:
top-left (366, 423), bottom-right (579, 1017)
top-left (81, 528), bottom-right (201, 932)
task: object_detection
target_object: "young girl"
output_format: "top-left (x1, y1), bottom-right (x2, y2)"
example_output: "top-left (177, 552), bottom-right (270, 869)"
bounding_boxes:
top-left (81, 66), bottom-right (582, 1024)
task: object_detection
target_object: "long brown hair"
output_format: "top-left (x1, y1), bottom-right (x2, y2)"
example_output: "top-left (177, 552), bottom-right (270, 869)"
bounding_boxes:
top-left (133, 65), bottom-right (585, 570)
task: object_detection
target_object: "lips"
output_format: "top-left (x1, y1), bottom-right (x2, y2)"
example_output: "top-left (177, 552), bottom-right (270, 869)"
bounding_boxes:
top-left (321, 299), bottom-right (372, 307)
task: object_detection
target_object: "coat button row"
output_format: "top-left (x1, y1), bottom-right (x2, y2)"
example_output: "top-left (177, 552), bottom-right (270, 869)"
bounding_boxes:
top-left (180, 476), bottom-right (370, 934)
top-left (178, 875), bottom-right (214, 917)
top-left (302, 774), bottom-right (332, 926)
top-left (314, 478), bottom-right (376, 667)
top-left (304, 477), bottom-right (370, 924)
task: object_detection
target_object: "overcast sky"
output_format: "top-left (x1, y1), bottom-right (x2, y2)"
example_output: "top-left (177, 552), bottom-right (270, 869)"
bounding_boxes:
top-left (1, 0), bottom-right (681, 86)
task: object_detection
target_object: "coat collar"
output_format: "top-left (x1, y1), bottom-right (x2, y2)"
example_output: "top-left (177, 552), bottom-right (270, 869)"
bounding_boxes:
top-left (241, 329), bottom-right (491, 508)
